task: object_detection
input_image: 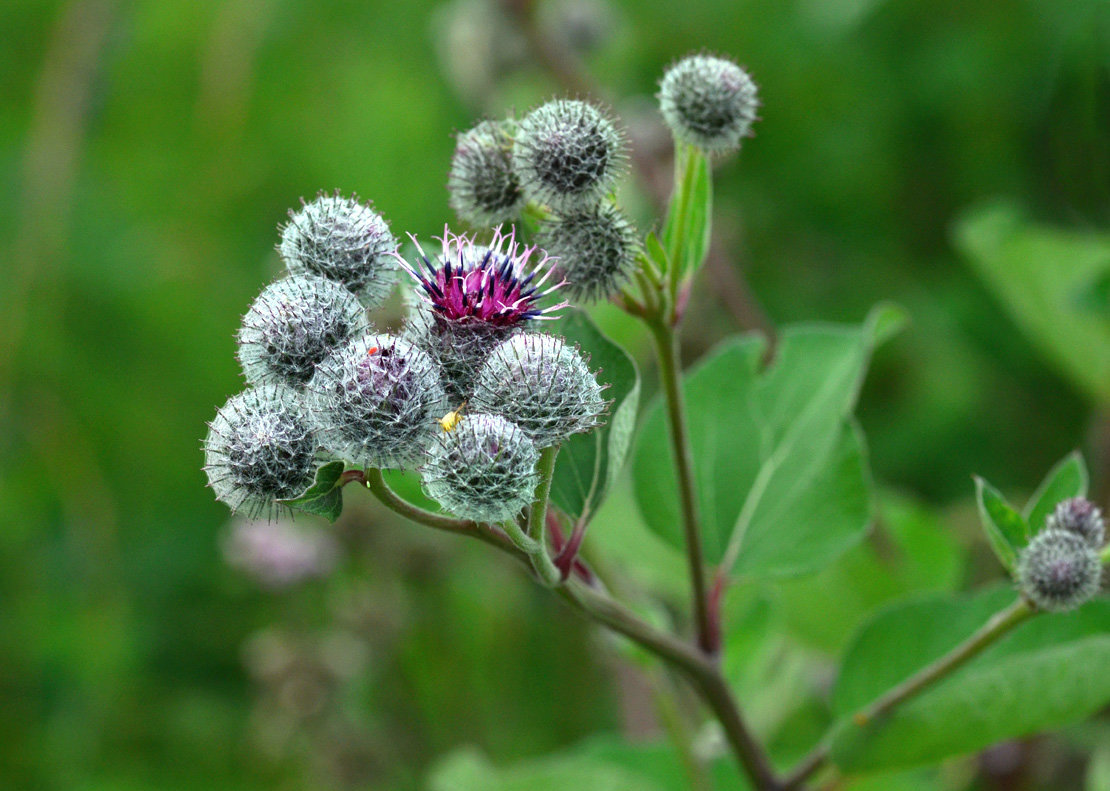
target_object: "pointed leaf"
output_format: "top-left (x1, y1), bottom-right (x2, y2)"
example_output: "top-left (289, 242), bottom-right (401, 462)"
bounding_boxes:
top-left (633, 308), bottom-right (898, 578)
top-left (1024, 451), bottom-right (1088, 534)
top-left (549, 310), bottom-right (640, 524)
top-left (280, 460), bottom-right (345, 522)
top-left (662, 144), bottom-right (712, 277)
top-left (973, 477), bottom-right (1026, 571)
top-left (831, 588), bottom-right (1110, 772)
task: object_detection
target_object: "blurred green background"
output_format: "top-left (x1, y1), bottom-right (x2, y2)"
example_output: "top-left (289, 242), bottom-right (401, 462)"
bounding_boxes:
top-left (2, 0), bottom-right (1108, 788)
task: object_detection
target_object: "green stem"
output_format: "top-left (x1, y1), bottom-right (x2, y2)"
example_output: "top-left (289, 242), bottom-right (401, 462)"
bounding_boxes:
top-left (363, 469), bottom-right (526, 562)
top-left (558, 579), bottom-right (782, 791)
top-left (505, 445), bottom-right (562, 586)
top-left (648, 318), bottom-right (714, 654)
top-left (781, 597), bottom-right (1036, 790)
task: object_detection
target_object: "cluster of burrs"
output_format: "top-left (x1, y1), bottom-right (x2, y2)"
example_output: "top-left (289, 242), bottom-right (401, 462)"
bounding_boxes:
top-left (446, 53), bottom-right (758, 302)
top-left (204, 194), bottom-right (607, 524)
top-left (1017, 497), bottom-right (1106, 612)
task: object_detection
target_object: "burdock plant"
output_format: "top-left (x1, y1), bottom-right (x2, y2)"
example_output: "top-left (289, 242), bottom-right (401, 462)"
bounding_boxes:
top-left (204, 48), bottom-right (1109, 791)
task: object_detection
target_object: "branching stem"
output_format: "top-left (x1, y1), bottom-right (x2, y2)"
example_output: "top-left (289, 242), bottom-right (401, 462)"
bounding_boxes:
top-left (781, 597), bottom-right (1036, 789)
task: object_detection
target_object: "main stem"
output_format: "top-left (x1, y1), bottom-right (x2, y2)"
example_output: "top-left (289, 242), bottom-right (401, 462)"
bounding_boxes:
top-left (559, 579), bottom-right (782, 791)
top-left (649, 318), bottom-right (714, 654)
top-left (365, 470), bottom-right (780, 790)
top-left (781, 597), bottom-right (1036, 789)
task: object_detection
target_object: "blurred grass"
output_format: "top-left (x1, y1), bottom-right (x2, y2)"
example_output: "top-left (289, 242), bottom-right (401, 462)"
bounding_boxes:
top-left (1, 0), bottom-right (1107, 788)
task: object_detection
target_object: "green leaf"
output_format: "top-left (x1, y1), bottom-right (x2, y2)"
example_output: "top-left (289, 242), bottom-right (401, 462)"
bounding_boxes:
top-left (662, 144), bottom-right (712, 278)
top-left (428, 735), bottom-right (749, 791)
top-left (774, 491), bottom-right (965, 653)
top-left (955, 202), bottom-right (1110, 403)
top-left (644, 231), bottom-right (671, 272)
top-left (831, 588), bottom-right (1110, 772)
top-left (279, 460), bottom-right (345, 522)
top-left (973, 477), bottom-right (1027, 571)
top-left (1024, 450), bottom-right (1088, 534)
top-left (632, 308), bottom-right (899, 578)
top-left (1070, 268), bottom-right (1110, 320)
top-left (549, 310), bottom-right (640, 524)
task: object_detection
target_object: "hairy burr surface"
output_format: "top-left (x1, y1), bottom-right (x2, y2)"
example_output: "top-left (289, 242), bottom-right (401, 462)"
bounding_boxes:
top-left (512, 100), bottom-right (626, 212)
top-left (237, 274), bottom-right (369, 387)
top-left (422, 413), bottom-right (540, 523)
top-left (280, 192), bottom-right (399, 308)
top-left (1046, 497), bottom-right (1105, 548)
top-left (306, 334), bottom-right (448, 470)
top-left (659, 54), bottom-right (759, 153)
top-left (537, 203), bottom-right (639, 302)
top-left (471, 333), bottom-right (607, 447)
top-left (448, 119), bottom-right (525, 226)
top-left (204, 385), bottom-right (319, 518)
top-left (1017, 528), bottom-right (1102, 612)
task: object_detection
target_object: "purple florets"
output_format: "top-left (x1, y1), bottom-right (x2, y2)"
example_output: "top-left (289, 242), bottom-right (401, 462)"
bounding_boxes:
top-left (399, 226), bottom-right (566, 327)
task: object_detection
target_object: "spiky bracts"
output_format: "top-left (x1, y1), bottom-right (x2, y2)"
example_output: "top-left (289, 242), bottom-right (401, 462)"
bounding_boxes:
top-left (658, 54), bottom-right (759, 154)
top-left (204, 385), bottom-right (320, 517)
top-left (306, 334), bottom-right (448, 470)
top-left (471, 333), bottom-right (606, 447)
top-left (398, 227), bottom-right (566, 398)
top-left (422, 413), bottom-right (539, 523)
top-left (280, 192), bottom-right (399, 308)
top-left (448, 119), bottom-right (525, 226)
top-left (1017, 529), bottom-right (1102, 612)
top-left (237, 274), bottom-right (370, 387)
top-left (512, 100), bottom-right (626, 212)
top-left (1046, 497), bottom-right (1106, 548)
top-left (537, 203), bottom-right (639, 302)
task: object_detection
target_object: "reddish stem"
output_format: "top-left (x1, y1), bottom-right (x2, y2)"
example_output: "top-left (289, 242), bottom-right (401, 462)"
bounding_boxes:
top-left (549, 512), bottom-right (593, 583)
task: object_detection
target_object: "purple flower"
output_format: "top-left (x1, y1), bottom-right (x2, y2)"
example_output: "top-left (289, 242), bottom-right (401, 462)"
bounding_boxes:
top-left (398, 226), bottom-right (566, 326)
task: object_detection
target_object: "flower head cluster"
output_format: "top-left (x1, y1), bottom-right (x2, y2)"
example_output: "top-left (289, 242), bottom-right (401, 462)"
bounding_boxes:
top-left (471, 333), bottom-right (607, 447)
top-left (307, 334), bottom-right (448, 470)
top-left (659, 53), bottom-right (759, 153)
top-left (204, 385), bottom-right (319, 518)
top-left (237, 274), bottom-right (369, 387)
top-left (280, 192), bottom-right (399, 308)
top-left (399, 227), bottom-right (566, 398)
top-left (422, 413), bottom-right (540, 523)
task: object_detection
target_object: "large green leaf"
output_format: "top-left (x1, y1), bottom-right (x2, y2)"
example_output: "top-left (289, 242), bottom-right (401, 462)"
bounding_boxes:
top-left (632, 307), bottom-right (901, 578)
top-left (1024, 450), bottom-right (1088, 535)
top-left (955, 203), bottom-right (1110, 403)
top-left (773, 491), bottom-right (965, 653)
top-left (549, 310), bottom-right (641, 524)
top-left (830, 588), bottom-right (1110, 772)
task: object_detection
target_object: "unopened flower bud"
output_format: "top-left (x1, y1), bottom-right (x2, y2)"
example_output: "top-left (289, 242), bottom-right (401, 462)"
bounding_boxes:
top-left (1046, 497), bottom-right (1105, 548)
top-left (658, 54), bottom-right (759, 154)
top-left (537, 203), bottom-right (639, 302)
top-left (306, 334), bottom-right (448, 470)
top-left (471, 333), bottom-right (607, 447)
top-left (422, 413), bottom-right (539, 523)
top-left (204, 385), bottom-right (319, 517)
top-left (237, 274), bottom-right (369, 387)
top-left (448, 119), bottom-right (524, 226)
top-left (512, 99), bottom-right (626, 212)
top-left (1017, 529), bottom-right (1102, 612)
top-left (279, 192), bottom-right (399, 308)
